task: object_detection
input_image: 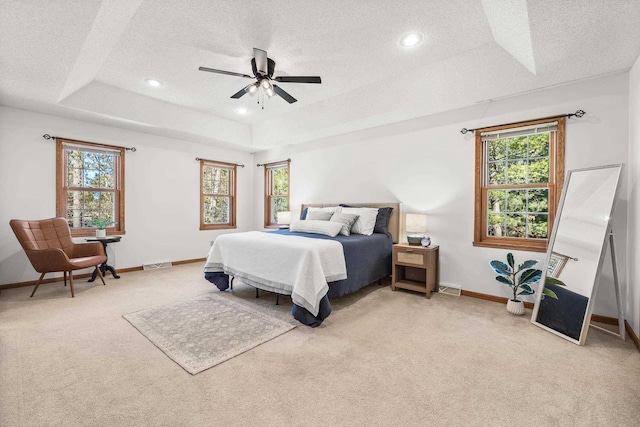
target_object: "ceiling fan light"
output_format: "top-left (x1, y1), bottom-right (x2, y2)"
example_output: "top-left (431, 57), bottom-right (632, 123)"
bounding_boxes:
top-left (265, 87), bottom-right (275, 97)
top-left (247, 83), bottom-right (259, 96)
top-left (261, 79), bottom-right (272, 90)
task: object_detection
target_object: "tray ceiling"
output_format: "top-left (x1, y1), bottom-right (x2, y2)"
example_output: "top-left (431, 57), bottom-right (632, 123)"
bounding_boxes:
top-left (1, 0), bottom-right (639, 152)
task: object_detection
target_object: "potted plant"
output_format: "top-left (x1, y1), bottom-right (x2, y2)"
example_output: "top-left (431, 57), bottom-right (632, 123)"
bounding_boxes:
top-left (489, 253), bottom-right (542, 315)
top-left (90, 218), bottom-right (116, 238)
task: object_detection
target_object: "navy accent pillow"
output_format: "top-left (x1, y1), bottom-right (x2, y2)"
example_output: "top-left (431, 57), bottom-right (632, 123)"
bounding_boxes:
top-left (301, 207), bottom-right (308, 219)
top-left (339, 204), bottom-right (394, 235)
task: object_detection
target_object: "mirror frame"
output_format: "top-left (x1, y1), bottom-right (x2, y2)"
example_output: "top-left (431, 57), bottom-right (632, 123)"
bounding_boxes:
top-left (530, 164), bottom-right (623, 345)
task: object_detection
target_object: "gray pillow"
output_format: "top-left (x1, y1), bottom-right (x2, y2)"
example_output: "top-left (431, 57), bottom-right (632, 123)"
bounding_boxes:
top-left (306, 211), bottom-right (333, 221)
top-left (330, 213), bottom-right (359, 236)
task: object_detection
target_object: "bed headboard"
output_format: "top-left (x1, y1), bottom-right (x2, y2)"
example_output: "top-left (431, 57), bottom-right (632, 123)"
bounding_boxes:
top-left (300, 202), bottom-right (401, 243)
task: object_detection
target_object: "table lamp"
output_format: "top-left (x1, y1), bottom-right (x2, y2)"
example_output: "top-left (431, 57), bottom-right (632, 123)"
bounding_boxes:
top-left (406, 213), bottom-right (428, 246)
top-left (277, 211), bottom-right (291, 229)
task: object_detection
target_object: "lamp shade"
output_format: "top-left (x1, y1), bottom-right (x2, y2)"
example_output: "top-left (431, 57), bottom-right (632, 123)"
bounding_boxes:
top-left (277, 211), bottom-right (291, 225)
top-left (405, 213), bottom-right (427, 233)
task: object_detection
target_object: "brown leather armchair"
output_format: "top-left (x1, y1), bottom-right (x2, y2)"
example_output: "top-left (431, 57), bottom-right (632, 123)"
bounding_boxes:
top-left (10, 217), bottom-right (107, 297)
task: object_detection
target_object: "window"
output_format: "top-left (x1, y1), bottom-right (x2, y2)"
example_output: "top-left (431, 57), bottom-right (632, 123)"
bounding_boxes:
top-left (200, 160), bottom-right (236, 230)
top-left (264, 161), bottom-right (289, 227)
top-left (474, 117), bottom-right (565, 252)
top-left (56, 138), bottom-right (125, 236)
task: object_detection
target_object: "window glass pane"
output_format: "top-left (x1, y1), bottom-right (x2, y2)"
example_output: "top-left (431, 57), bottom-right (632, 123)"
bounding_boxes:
top-left (528, 158), bottom-right (549, 184)
top-left (488, 138), bottom-right (506, 161)
top-left (528, 133), bottom-right (549, 157)
top-left (203, 166), bottom-right (230, 195)
top-left (488, 213), bottom-right (505, 237)
top-left (506, 190), bottom-right (526, 212)
top-left (488, 161), bottom-right (506, 185)
top-left (270, 197), bottom-right (289, 223)
top-left (506, 213), bottom-right (526, 238)
top-left (506, 160), bottom-right (527, 184)
top-left (527, 214), bottom-right (548, 239)
top-left (487, 190), bottom-right (506, 213)
top-left (66, 150), bottom-right (84, 169)
top-left (271, 168), bottom-right (288, 195)
top-left (527, 189), bottom-right (548, 213)
top-left (213, 169), bottom-right (229, 195)
top-left (66, 191), bottom-right (115, 227)
top-left (83, 169), bottom-right (100, 187)
top-left (507, 136), bottom-right (528, 159)
top-left (204, 196), bottom-right (230, 224)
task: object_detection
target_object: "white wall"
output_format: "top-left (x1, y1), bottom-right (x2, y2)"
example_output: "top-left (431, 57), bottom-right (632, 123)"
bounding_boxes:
top-left (0, 106), bottom-right (254, 285)
top-left (254, 73), bottom-right (630, 317)
top-left (628, 56), bottom-right (640, 337)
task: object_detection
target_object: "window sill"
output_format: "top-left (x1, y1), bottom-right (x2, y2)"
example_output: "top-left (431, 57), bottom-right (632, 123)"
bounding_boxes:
top-left (71, 229), bottom-right (125, 238)
top-left (200, 225), bottom-right (237, 231)
top-left (473, 240), bottom-right (547, 253)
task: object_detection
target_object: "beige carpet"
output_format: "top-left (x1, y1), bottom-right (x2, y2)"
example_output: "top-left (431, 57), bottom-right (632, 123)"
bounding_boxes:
top-left (1, 263), bottom-right (639, 426)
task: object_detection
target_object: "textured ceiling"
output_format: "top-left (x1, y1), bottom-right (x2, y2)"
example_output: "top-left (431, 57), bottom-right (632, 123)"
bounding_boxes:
top-left (1, 0), bottom-right (639, 152)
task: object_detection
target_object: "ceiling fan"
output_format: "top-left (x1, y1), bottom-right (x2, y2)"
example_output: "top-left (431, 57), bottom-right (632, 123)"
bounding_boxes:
top-left (198, 48), bottom-right (321, 104)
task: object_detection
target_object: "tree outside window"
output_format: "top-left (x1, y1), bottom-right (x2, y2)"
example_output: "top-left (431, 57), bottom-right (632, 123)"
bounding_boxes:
top-left (200, 160), bottom-right (236, 230)
top-left (264, 161), bottom-right (289, 227)
top-left (474, 117), bottom-right (565, 252)
top-left (56, 139), bottom-right (125, 237)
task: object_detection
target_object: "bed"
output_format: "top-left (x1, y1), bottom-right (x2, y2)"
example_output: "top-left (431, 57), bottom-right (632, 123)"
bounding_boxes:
top-left (204, 202), bottom-right (400, 327)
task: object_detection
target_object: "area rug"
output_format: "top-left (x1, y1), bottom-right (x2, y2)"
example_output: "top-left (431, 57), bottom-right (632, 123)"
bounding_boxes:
top-left (123, 294), bottom-right (296, 375)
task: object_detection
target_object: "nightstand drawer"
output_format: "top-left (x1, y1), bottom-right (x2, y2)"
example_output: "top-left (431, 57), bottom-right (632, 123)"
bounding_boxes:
top-left (396, 251), bottom-right (424, 266)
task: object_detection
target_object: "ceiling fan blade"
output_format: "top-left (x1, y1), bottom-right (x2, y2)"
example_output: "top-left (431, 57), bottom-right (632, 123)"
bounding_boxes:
top-left (273, 85), bottom-right (297, 104)
top-left (230, 85), bottom-right (251, 99)
top-left (199, 67), bottom-right (253, 79)
top-left (253, 48), bottom-right (268, 76)
top-left (274, 76), bottom-right (321, 84)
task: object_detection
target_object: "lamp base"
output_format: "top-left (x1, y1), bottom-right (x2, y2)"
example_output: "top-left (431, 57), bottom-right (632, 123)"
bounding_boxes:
top-left (407, 236), bottom-right (422, 245)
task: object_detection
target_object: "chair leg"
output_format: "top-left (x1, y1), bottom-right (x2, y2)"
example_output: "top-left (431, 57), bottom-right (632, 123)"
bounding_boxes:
top-left (64, 271), bottom-right (67, 287)
top-left (30, 273), bottom-right (46, 297)
top-left (95, 266), bottom-right (107, 286)
top-left (68, 272), bottom-right (75, 298)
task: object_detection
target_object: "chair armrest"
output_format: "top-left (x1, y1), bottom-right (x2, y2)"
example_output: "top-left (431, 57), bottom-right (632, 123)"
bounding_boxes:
top-left (26, 248), bottom-right (74, 273)
top-left (70, 242), bottom-right (105, 258)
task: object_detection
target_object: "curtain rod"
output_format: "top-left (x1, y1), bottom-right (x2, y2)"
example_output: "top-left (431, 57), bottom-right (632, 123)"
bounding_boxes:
top-left (195, 157), bottom-right (245, 167)
top-left (43, 134), bottom-right (137, 152)
top-left (257, 158), bottom-right (291, 167)
top-left (459, 110), bottom-right (585, 135)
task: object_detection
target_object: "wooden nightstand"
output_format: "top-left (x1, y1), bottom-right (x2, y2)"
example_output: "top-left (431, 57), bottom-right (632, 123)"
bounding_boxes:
top-left (391, 244), bottom-right (439, 298)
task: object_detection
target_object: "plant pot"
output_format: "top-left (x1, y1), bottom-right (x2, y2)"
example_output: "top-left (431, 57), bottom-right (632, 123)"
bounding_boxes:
top-left (96, 229), bottom-right (106, 238)
top-left (506, 299), bottom-right (525, 316)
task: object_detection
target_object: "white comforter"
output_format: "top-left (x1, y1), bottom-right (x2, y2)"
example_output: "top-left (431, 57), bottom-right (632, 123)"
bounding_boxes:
top-left (204, 231), bottom-right (347, 316)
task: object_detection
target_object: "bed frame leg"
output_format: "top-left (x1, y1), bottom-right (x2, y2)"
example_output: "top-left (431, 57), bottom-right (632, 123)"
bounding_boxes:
top-left (256, 288), bottom-right (259, 298)
top-left (230, 276), bottom-right (234, 291)
top-left (275, 294), bottom-right (280, 305)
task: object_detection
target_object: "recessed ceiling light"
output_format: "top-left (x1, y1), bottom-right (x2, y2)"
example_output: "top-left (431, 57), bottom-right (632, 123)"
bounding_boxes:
top-left (399, 32), bottom-right (423, 48)
top-left (237, 107), bottom-right (248, 115)
top-left (145, 79), bottom-right (163, 87)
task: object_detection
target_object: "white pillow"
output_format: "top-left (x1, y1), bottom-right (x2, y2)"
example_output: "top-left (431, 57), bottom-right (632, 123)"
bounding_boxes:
top-left (306, 206), bottom-right (341, 217)
top-left (341, 207), bottom-right (379, 235)
top-left (290, 220), bottom-right (343, 237)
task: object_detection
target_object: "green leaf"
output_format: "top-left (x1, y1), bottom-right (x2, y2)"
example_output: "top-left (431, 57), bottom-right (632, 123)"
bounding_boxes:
top-left (517, 284), bottom-right (534, 295)
top-left (507, 253), bottom-right (515, 269)
top-left (545, 276), bottom-right (567, 287)
top-left (490, 260), bottom-right (511, 276)
top-left (542, 287), bottom-right (558, 300)
top-left (517, 259), bottom-right (539, 272)
top-left (520, 269), bottom-right (542, 286)
top-left (496, 275), bottom-right (514, 287)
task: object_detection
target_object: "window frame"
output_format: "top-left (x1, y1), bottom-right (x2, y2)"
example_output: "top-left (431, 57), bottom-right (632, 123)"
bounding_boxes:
top-left (473, 117), bottom-right (565, 252)
top-left (264, 161), bottom-right (290, 228)
top-left (56, 138), bottom-right (125, 237)
top-left (199, 159), bottom-right (237, 230)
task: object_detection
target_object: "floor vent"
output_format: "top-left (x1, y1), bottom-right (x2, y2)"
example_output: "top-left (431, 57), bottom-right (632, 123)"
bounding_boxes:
top-left (438, 284), bottom-right (462, 296)
top-left (143, 261), bottom-right (172, 271)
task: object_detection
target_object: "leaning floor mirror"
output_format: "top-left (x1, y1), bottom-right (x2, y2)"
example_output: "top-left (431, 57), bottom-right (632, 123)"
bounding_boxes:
top-left (531, 164), bottom-right (623, 345)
